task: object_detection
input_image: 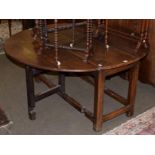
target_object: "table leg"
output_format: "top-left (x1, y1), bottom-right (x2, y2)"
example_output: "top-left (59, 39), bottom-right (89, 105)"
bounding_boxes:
top-left (58, 73), bottom-right (65, 94)
top-left (93, 70), bottom-right (105, 132)
top-left (25, 65), bottom-right (36, 120)
top-left (126, 64), bottom-right (139, 116)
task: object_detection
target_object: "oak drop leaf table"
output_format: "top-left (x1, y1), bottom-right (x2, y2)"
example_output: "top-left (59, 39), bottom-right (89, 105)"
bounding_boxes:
top-left (4, 29), bottom-right (146, 132)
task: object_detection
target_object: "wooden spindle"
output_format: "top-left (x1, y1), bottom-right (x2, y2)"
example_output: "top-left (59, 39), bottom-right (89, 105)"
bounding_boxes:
top-left (33, 20), bottom-right (44, 54)
top-left (54, 19), bottom-right (59, 64)
top-left (95, 19), bottom-right (102, 38)
top-left (33, 19), bottom-right (39, 41)
top-left (98, 19), bottom-right (101, 26)
top-left (85, 19), bottom-right (90, 61)
top-left (89, 20), bottom-right (93, 49)
top-left (89, 20), bottom-right (94, 56)
top-left (141, 19), bottom-right (146, 41)
top-left (43, 19), bottom-right (48, 44)
top-left (143, 19), bottom-right (150, 48)
top-left (136, 19), bottom-right (145, 51)
top-left (105, 19), bottom-right (109, 56)
top-left (71, 19), bottom-right (75, 47)
top-left (131, 20), bottom-right (138, 36)
top-left (34, 19), bottom-right (95, 61)
top-left (39, 20), bottom-right (44, 40)
top-left (105, 19), bottom-right (108, 47)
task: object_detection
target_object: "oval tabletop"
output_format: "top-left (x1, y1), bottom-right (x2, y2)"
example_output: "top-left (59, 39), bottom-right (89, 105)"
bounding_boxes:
top-left (4, 29), bottom-right (146, 73)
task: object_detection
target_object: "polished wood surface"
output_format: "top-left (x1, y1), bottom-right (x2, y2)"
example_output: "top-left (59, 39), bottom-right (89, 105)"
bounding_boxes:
top-left (22, 19), bottom-right (155, 87)
top-left (4, 25), bottom-right (147, 132)
top-left (5, 29), bottom-right (145, 73)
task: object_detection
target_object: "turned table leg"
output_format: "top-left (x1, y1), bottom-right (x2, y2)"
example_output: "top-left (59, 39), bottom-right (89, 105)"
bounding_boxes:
top-left (25, 65), bottom-right (36, 120)
top-left (93, 70), bottom-right (105, 132)
top-left (126, 64), bottom-right (139, 116)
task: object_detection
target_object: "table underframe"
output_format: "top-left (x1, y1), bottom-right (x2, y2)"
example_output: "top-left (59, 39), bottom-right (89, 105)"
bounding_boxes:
top-left (25, 63), bottom-right (139, 132)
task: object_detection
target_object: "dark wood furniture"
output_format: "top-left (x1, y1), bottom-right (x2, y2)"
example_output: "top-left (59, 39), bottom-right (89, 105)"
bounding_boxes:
top-left (22, 19), bottom-right (155, 87)
top-left (4, 21), bottom-right (148, 131)
top-left (97, 19), bottom-right (153, 86)
top-left (139, 20), bottom-right (155, 86)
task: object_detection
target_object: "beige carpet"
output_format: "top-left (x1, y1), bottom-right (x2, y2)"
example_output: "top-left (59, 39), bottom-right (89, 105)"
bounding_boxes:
top-left (0, 106), bottom-right (12, 134)
top-left (104, 106), bottom-right (155, 135)
top-left (0, 20), bottom-right (20, 134)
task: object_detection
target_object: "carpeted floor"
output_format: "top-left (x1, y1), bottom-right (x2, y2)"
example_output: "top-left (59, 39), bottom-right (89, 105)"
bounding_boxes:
top-left (0, 53), bottom-right (155, 134)
top-left (104, 106), bottom-right (155, 135)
